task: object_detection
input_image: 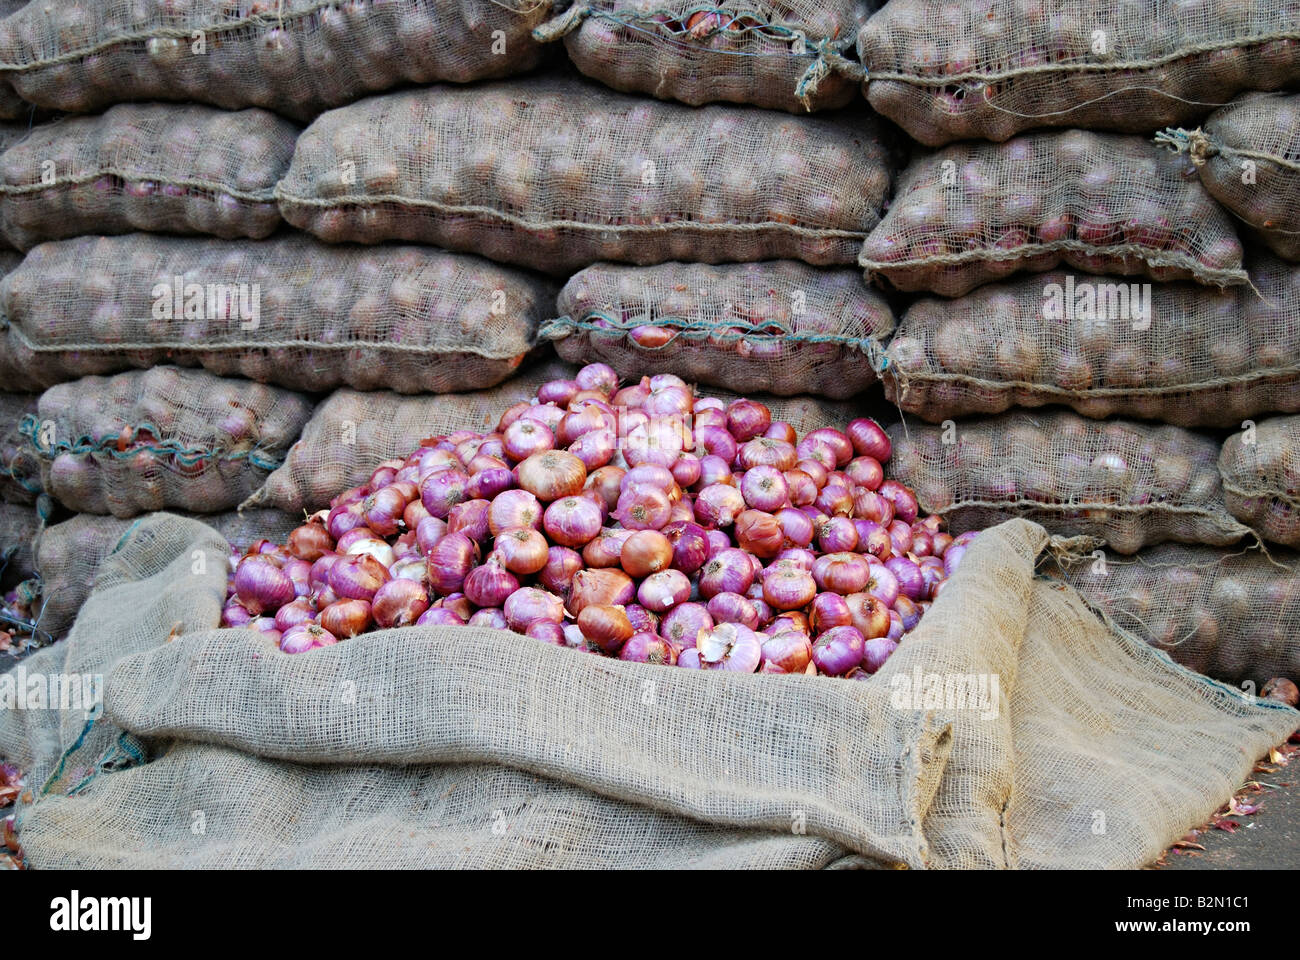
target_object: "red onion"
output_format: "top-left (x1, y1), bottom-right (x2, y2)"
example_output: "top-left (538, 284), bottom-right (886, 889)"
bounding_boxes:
top-left (864, 562), bottom-right (900, 607)
top-left (810, 592), bottom-right (853, 633)
top-left (520, 404), bottom-right (564, 433)
top-left (763, 565), bottom-right (817, 611)
top-left (568, 568), bottom-right (635, 615)
top-left (280, 623), bottom-right (338, 654)
top-left (886, 610), bottom-right (904, 641)
top-left (697, 622), bottom-right (763, 672)
top-left (232, 555), bottom-right (296, 616)
top-left (670, 453), bottom-right (701, 488)
top-left (662, 521), bottom-right (709, 575)
top-left (726, 399), bottom-right (771, 442)
top-left (847, 418), bottom-right (891, 463)
top-left (707, 592), bottom-right (759, 629)
top-left (287, 522), bottom-right (333, 561)
top-left (586, 465), bottom-right (626, 511)
top-left (569, 428), bottom-right (616, 470)
top-left (526, 621), bottom-right (567, 645)
top-left (885, 556), bottom-right (925, 602)
top-left (614, 484), bottom-right (672, 530)
top-left (775, 548), bottom-right (816, 571)
top-left (697, 454), bottom-right (734, 488)
top-left (426, 532), bottom-right (477, 595)
top-left (696, 424), bottom-right (738, 463)
top-left (419, 468), bottom-right (470, 520)
top-left (517, 450), bottom-right (587, 502)
top-left (845, 457), bottom-right (884, 491)
top-left (774, 507), bottom-right (814, 548)
top-left (222, 600), bottom-right (254, 628)
top-left (806, 428), bottom-right (853, 468)
top-left (575, 362), bottom-right (618, 397)
top-left (273, 597), bottom-right (316, 632)
top-left (577, 603), bottom-right (634, 654)
top-left (415, 607), bottom-right (466, 627)
top-left (488, 489), bottom-right (542, 535)
top-left (496, 527), bottom-right (549, 575)
top-left (361, 484), bottom-right (408, 537)
top-left (624, 604), bottom-right (660, 635)
top-left (812, 625), bottom-right (865, 676)
top-left (861, 636), bottom-right (898, 674)
top-left (638, 569), bottom-right (691, 612)
top-left (538, 378), bottom-right (580, 407)
top-left (739, 465), bottom-right (788, 512)
top-left (372, 579), bottom-right (430, 628)
top-left (538, 545), bottom-right (583, 595)
top-left (448, 498), bottom-right (491, 544)
top-left (879, 480), bottom-right (919, 525)
top-left (811, 552), bottom-right (870, 595)
top-left (660, 602), bottom-right (713, 649)
top-left (887, 519), bottom-right (913, 557)
top-left (797, 438), bottom-right (836, 473)
top-left (698, 548), bottom-right (754, 599)
top-left (695, 483), bottom-right (745, 528)
top-left (855, 519), bottom-right (892, 560)
top-left (619, 633), bottom-right (677, 665)
top-left (415, 516), bottom-right (448, 556)
top-left (504, 587), bottom-right (565, 632)
top-left (390, 556), bottom-right (426, 581)
top-left (761, 631), bottom-right (814, 673)
top-left (815, 483), bottom-right (853, 517)
top-left (469, 608), bottom-right (509, 630)
top-left (845, 592), bottom-right (890, 640)
top-left (910, 528), bottom-right (934, 558)
top-left (894, 595), bottom-right (922, 631)
top-left (543, 495), bottom-right (603, 547)
top-left (467, 466), bottom-right (514, 500)
top-left (678, 648), bottom-right (702, 669)
top-left (463, 555), bottom-right (520, 608)
top-left (816, 516), bottom-right (858, 553)
top-left (319, 598), bottom-right (372, 638)
top-left (583, 526), bottom-right (635, 567)
top-left (620, 529), bottom-right (673, 577)
top-left (557, 406), bottom-right (606, 447)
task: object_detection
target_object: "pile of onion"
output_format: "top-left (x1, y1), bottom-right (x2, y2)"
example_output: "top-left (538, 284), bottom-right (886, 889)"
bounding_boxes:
top-left (221, 363), bottom-right (978, 678)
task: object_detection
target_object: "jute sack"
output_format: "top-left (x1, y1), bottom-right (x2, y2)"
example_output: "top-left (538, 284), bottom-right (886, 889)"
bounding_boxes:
top-left (546, 261), bottom-right (893, 400)
top-left (2, 233), bottom-right (552, 393)
top-left (244, 360), bottom-right (862, 514)
top-left (1218, 415), bottom-right (1300, 547)
top-left (24, 367), bottom-right (313, 518)
top-left (2, 514), bottom-right (1294, 868)
top-left (0, 103), bottom-right (296, 250)
top-left (0, 0), bottom-right (555, 122)
top-left (1049, 543), bottom-right (1300, 688)
top-left (0, 392), bottom-right (39, 504)
top-left (31, 509), bottom-right (301, 642)
top-left (856, 0), bottom-right (1300, 146)
top-left (886, 410), bottom-right (1249, 555)
top-left (0, 1), bottom-right (29, 122)
top-left (882, 254), bottom-right (1300, 427)
top-left (1159, 92), bottom-right (1300, 263)
top-left (0, 500), bottom-right (35, 588)
top-left (542, 0), bottom-right (873, 113)
top-left (859, 130), bottom-right (1248, 297)
top-left (276, 76), bottom-right (895, 274)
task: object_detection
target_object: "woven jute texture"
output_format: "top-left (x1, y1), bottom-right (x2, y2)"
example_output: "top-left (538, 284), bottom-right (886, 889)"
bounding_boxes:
top-left (276, 76), bottom-right (894, 274)
top-left (0, 500), bottom-right (36, 588)
top-left (0, 1), bottom-right (29, 121)
top-left (550, 0), bottom-right (875, 113)
top-left (245, 360), bottom-right (863, 514)
top-left (25, 367), bottom-right (313, 518)
top-left (1218, 415), bottom-right (1300, 547)
top-left (0, 103), bottom-right (296, 250)
top-left (1160, 92), bottom-right (1300, 262)
top-left (0, 392), bottom-right (39, 504)
top-left (857, 0), bottom-right (1300, 146)
top-left (887, 410), bottom-right (1249, 555)
top-left (1050, 543), bottom-right (1300, 688)
top-left (882, 254), bottom-right (1300, 427)
top-left (0, 248), bottom-right (25, 384)
top-left (1, 513), bottom-right (1293, 868)
top-left (2, 232), bottom-right (552, 393)
top-left (547, 260), bottom-right (892, 400)
top-left (0, 0), bottom-right (554, 121)
top-left (30, 508), bottom-right (301, 642)
top-left (859, 130), bottom-right (1247, 297)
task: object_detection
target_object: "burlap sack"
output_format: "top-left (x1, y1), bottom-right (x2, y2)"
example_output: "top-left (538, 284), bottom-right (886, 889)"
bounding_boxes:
top-left (2, 513), bottom-right (1293, 868)
top-left (543, 1), bottom-right (873, 113)
top-left (0, 391), bottom-right (38, 504)
top-left (1160, 92), bottom-right (1300, 262)
top-left (1218, 415), bottom-right (1300, 547)
top-left (0, 500), bottom-right (35, 588)
top-left (0, 103), bottom-right (296, 250)
top-left (882, 255), bottom-right (1300, 427)
top-left (31, 508), bottom-right (301, 642)
top-left (1050, 543), bottom-right (1300, 688)
top-left (0, 0), bottom-right (554, 121)
top-left (0, 2), bottom-right (29, 122)
top-left (860, 130), bottom-right (1248, 297)
top-left (546, 261), bottom-right (892, 400)
top-left (887, 410), bottom-right (1249, 555)
top-left (2, 233), bottom-right (552, 393)
top-left (25, 366), bottom-right (313, 518)
top-left (245, 360), bottom-right (861, 514)
top-left (276, 76), bottom-right (894, 274)
top-left (857, 0), bottom-right (1300, 146)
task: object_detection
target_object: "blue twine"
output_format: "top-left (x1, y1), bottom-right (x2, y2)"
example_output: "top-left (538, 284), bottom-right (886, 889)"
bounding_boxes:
top-left (541, 312), bottom-right (880, 351)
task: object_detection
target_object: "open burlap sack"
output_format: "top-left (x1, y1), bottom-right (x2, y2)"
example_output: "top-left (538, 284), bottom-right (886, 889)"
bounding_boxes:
top-left (1159, 92), bottom-right (1300, 262)
top-left (2, 513), bottom-right (1293, 868)
top-left (857, 0), bottom-right (1300, 146)
top-left (0, 103), bottom-right (296, 250)
top-left (860, 130), bottom-right (1247, 297)
top-left (276, 76), bottom-right (894, 274)
top-left (25, 367), bottom-right (313, 518)
top-left (1050, 543), bottom-right (1300, 688)
top-left (0, 500), bottom-right (35, 588)
top-left (1218, 415), bottom-right (1300, 547)
top-left (546, 261), bottom-right (892, 400)
top-left (2, 233), bottom-right (551, 393)
top-left (245, 360), bottom-right (862, 514)
top-left (0, 0), bottom-right (554, 121)
top-left (29, 508), bottom-right (300, 643)
top-left (0, 391), bottom-right (38, 503)
top-left (887, 410), bottom-right (1249, 555)
top-left (883, 255), bottom-right (1300, 427)
top-left (542, 1), bottom-right (874, 113)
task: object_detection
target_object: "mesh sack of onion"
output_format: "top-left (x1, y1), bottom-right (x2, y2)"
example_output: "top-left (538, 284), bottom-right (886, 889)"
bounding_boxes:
top-left (0, 392), bottom-right (40, 505)
top-left (0, 103), bottom-right (297, 250)
top-left (0, 465), bottom-right (1292, 866)
top-left (1218, 414), bottom-right (1300, 547)
top-left (0, 501), bottom-right (35, 590)
top-left (0, 0), bottom-right (555, 122)
top-left (542, 0), bottom-right (875, 114)
top-left (886, 410), bottom-right (1250, 556)
top-left (546, 260), bottom-right (893, 400)
top-left (859, 130), bottom-right (1248, 297)
top-left (857, 0), bottom-right (1300, 147)
top-left (882, 252), bottom-right (1300, 427)
top-left (1159, 92), bottom-right (1300, 263)
top-left (275, 76), bottom-right (895, 275)
top-left (1047, 541), bottom-right (1300, 689)
top-left (1, 232), bottom-right (553, 393)
top-left (28, 508), bottom-right (301, 645)
top-left (23, 366), bottom-right (314, 519)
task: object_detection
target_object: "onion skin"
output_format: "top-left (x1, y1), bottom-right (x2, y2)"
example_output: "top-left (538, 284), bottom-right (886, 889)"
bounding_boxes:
top-left (504, 587), bottom-right (565, 633)
top-left (660, 602), bottom-right (713, 650)
top-left (372, 579), bottom-right (431, 629)
top-left (568, 568), bottom-right (636, 616)
top-left (812, 626), bottom-right (865, 676)
top-left (577, 604), bottom-right (634, 654)
top-left (517, 450), bottom-right (587, 502)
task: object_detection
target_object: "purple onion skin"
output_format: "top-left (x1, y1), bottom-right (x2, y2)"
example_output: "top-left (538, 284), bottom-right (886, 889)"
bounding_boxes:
top-left (526, 621), bottom-right (567, 645)
top-left (861, 636), bottom-right (898, 674)
top-left (698, 548), bottom-right (754, 599)
top-left (885, 557), bottom-right (925, 602)
top-left (865, 563), bottom-right (900, 608)
top-left (678, 648), bottom-right (703, 669)
top-left (416, 607), bottom-right (467, 627)
top-left (812, 626), bottom-right (865, 676)
top-left (660, 602), bottom-right (713, 650)
top-left (894, 596), bottom-right (922, 632)
top-left (469, 608), bottom-right (509, 630)
top-left (886, 610), bottom-right (904, 642)
top-left (620, 632), bottom-right (678, 665)
top-left (706, 592), bottom-right (759, 629)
